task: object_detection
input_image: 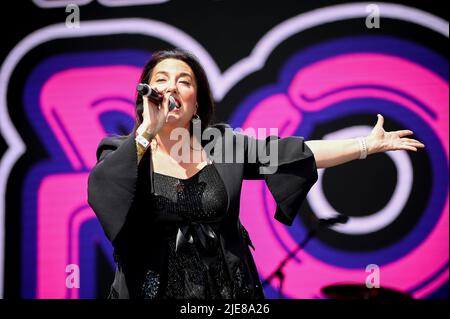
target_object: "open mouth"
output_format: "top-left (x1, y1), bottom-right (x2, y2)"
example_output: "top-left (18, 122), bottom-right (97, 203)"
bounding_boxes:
top-left (170, 95), bottom-right (182, 109)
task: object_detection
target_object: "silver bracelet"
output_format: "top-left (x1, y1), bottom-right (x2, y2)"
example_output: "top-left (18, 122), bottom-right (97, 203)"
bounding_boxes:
top-left (357, 137), bottom-right (368, 159)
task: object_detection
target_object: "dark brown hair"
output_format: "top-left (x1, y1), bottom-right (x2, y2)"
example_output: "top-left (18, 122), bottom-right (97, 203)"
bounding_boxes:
top-left (132, 48), bottom-right (215, 136)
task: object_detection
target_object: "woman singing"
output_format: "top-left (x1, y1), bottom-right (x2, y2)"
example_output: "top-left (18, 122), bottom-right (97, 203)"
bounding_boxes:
top-left (87, 49), bottom-right (425, 299)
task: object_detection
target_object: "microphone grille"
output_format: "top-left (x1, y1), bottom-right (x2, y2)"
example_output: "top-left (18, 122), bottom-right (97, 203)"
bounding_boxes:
top-left (136, 83), bottom-right (149, 95)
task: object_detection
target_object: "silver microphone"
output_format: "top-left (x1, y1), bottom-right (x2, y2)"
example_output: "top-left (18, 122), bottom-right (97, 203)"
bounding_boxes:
top-left (136, 83), bottom-right (179, 111)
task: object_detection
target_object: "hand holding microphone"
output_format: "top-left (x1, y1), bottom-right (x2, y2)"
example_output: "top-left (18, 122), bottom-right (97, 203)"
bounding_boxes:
top-left (135, 83), bottom-right (178, 141)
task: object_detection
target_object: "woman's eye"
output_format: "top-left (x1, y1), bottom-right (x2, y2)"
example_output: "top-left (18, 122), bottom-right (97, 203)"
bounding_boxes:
top-left (179, 81), bottom-right (190, 85)
top-left (156, 79), bottom-right (166, 82)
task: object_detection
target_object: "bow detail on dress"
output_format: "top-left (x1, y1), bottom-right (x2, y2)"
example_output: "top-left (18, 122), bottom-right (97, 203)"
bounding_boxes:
top-left (175, 222), bottom-right (219, 253)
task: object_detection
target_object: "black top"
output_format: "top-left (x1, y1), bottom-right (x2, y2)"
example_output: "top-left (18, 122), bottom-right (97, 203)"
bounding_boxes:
top-left (142, 164), bottom-right (236, 299)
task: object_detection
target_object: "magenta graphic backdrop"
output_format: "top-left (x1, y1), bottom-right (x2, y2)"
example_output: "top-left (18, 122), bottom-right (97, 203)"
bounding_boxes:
top-left (0, 2), bottom-right (447, 299)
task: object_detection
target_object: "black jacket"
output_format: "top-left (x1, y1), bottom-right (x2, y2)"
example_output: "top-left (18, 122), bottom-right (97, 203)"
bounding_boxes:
top-left (87, 123), bottom-right (318, 298)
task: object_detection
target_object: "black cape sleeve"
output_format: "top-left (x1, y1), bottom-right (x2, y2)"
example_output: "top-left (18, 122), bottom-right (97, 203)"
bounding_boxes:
top-left (241, 132), bottom-right (318, 226)
top-left (87, 134), bottom-right (150, 243)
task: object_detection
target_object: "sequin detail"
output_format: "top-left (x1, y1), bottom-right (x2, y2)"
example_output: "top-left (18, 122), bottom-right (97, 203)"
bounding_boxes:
top-left (154, 165), bottom-right (227, 218)
top-left (162, 233), bottom-right (234, 299)
top-left (150, 164), bottom-right (238, 298)
top-left (142, 269), bottom-right (160, 299)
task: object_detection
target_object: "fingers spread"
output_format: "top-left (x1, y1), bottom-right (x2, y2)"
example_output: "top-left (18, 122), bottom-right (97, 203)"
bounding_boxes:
top-left (395, 130), bottom-right (414, 137)
top-left (376, 114), bottom-right (384, 127)
top-left (398, 145), bottom-right (417, 152)
top-left (402, 138), bottom-right (425, 148)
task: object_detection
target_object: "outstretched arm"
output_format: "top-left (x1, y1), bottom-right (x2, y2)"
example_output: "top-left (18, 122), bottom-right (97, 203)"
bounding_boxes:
top-left (305, 114), bottom-right (425, 169)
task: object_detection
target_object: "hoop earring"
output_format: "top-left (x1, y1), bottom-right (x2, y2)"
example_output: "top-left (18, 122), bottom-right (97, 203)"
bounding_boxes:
top-left (191, 113), bottom-right (201, 124)
top-left (190, 113), bottom-right (202, 151)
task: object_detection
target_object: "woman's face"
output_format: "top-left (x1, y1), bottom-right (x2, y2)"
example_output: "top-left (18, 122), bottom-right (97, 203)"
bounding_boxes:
top-left (149, 58), bottom-right (198, 129)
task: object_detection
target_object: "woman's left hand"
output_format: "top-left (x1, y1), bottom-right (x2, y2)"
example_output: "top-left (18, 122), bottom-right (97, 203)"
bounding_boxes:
top-left (366, 114), bottom-right (426, 155)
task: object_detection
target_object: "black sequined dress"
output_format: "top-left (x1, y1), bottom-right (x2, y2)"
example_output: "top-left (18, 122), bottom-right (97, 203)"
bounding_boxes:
top-left (141, 163), bottom-right (240, 299)
top-left (88, 124), bottom-right (319, 300)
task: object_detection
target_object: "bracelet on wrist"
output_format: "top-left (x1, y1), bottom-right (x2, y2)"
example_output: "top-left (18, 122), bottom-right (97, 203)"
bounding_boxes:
top-left (357, 137), bottom-right (368, 159)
